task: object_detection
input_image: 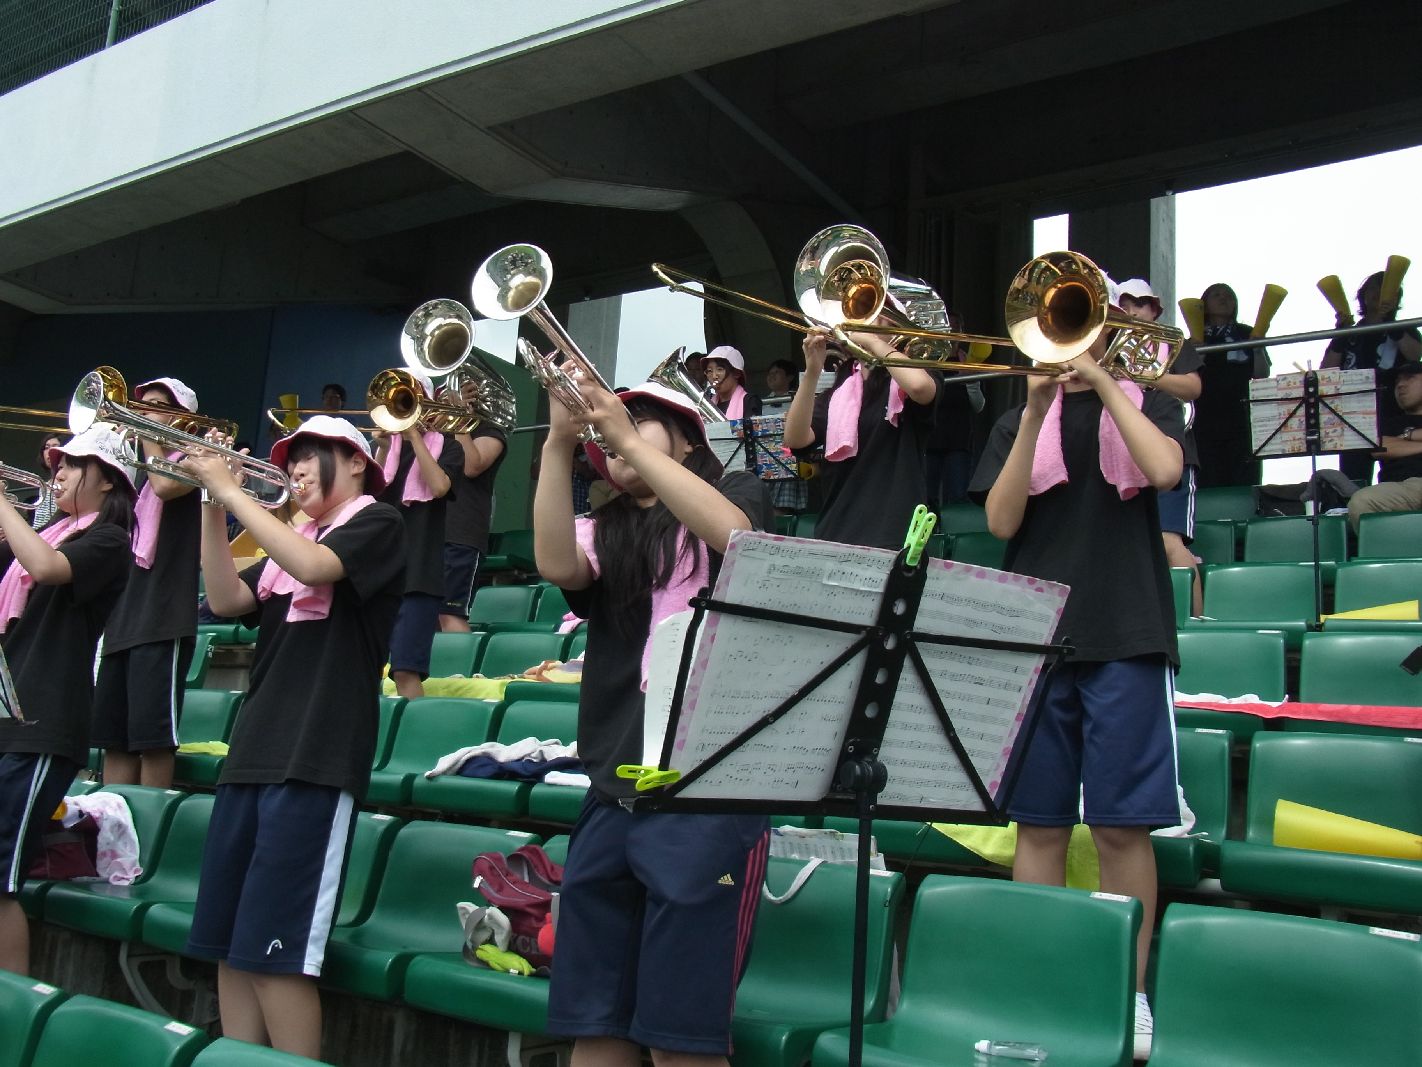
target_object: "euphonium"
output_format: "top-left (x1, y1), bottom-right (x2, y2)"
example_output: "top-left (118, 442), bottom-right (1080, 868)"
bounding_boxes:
top-left (400, 298), bottom-right (519, 434)
top-left (648, 347), bottom-right (729, 426)
top-left (69, 366), bottom-right (291, 508)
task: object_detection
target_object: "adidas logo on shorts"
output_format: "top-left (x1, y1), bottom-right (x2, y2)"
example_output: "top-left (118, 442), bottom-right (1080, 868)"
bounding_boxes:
top-left (717, 873), bottom-right (735, 886)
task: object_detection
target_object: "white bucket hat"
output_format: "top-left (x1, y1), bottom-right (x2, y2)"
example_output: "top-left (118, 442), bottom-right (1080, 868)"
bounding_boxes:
top-left (134, 376), bottom-right (199, 414)
top-left (268, 415), bottom-right (386, 494)
top-left (47, 425), bottom-right (137, 491)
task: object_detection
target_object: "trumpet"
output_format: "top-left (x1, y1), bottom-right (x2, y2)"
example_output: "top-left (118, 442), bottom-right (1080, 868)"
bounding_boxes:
top-left (69, 366), bottom-right (292, 509)
top-left (473, 244), bottom-right (618, 452)
top-left (0, 462), bottom-right (52, 514)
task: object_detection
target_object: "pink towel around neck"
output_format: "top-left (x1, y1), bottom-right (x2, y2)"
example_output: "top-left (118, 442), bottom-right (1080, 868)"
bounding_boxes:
top-left (574, 515), bottom-right (707, 691)
top-left (0, 513), bottom-right (98, 633)
top-left (255, 495), bottom-right (375, 622)
top-left (380, 431), bottom-right (445, 504)
top-left (1029, 381), bottom-right (1150, 500)
top-left (724, 384), bottom-right (747, 421)
top-left (132, 451), bottom-right (184, 570)
top-left (824, 365), bottom-right (906, 462)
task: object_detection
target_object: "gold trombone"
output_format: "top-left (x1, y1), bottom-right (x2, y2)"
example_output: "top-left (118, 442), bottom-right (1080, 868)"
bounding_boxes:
top-left (70, 366), bottom-right (292, 508)
top-left (0, 404), bottom-right (69, 436)
top-left (653, 227), bottom-right (1183, 383)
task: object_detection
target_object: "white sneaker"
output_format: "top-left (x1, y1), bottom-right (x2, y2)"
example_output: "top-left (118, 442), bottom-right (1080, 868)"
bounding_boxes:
top-left (1134, 992), bottom-right (1153, 1060)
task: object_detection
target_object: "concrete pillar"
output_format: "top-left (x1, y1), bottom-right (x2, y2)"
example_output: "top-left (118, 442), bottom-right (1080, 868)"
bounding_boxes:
top-left (1068, 195), bottom-right (1177, 323)
top-left (566, 294), bottom-right (621, 385)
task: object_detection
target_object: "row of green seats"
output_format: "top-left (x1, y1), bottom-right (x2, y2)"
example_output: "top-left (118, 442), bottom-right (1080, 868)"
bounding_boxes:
top-left (427, 627), bottom-right (585, 678)
top-left (0, 969), bottom-right (320, 1067)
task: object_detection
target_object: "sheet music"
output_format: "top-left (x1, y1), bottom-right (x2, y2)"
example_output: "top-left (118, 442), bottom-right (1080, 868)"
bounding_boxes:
top-left (666, 532), bottom-right (1068, 812)
top-left (1249, 369), bottom-right (1378, 457)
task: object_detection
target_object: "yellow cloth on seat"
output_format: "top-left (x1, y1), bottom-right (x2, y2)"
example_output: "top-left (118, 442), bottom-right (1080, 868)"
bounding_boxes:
top-left (381, 676), bottom-right (513, 700)
top-left (931, 822), bottom-right (1102, 890)
top-left (1320, 600), bottom-right (1419, 622)
top-left (177, 741), bottom-right (229, 756)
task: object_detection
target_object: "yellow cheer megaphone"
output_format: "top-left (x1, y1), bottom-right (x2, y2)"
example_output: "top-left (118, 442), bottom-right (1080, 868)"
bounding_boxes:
top-left (1251, 284), bottom-right (1288, 339)
top-left (1274, 799), bottom-right (1422, 860)
top-left (1177, 298), bottom-right (1205, 343)
top-left (1381, 254), bottom-right (1411, 309)
top-left (1317, 275), bottom-right (1353, 326)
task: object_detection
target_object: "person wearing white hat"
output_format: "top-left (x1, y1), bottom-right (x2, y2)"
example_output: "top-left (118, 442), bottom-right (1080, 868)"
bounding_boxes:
top-left (179, 416), bottom-right (405, 1058)
top-left (370, 373), bottom-right (465, 700)
top-left (0, 425), bottom-right (137, 975)
top-left (92, 376), bottom-right (204, 790)
top-left (535, 370), bottom-right (772, 1065)
top-left (704, 345), bottom-right (762, 420)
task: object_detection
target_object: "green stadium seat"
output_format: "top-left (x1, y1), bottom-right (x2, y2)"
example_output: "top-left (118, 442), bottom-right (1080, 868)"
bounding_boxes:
top-left (323, 821), bottom-right (538, 1000)
top-left (1194, 485), bottom-right (1257, 524)
top-left (1332, 558), bottom-right (1422, 612)
top-left (502, 679), bottom-right (581, 704)
top-left (191, 1038), bottom-right (327, 1066)
top-left (811, 877), bottom-right (1140, 1067)
top-left (410, 699), bottom-right (580, 820)
top-left (468, 584), bottom-right (540, 629)
top-left (947, 530), bottom-right (1007, 569)
top-left (365, 698), bottom-right (496, 807)
top-left (532, 584), bottom-right (571, 624)
top-left (477, 631), bottom-right (568, 677)
top-left (1154, 728), bottom-right (1231, 886)
top-left (1243, 516), bottom-right (1347, 580)
top-left (1355, 510), bottom-right (1422, 559)
top-left (1189, 518), bottom-right (1237, 567)
top-left (938, 502), bottom-right (989, 535)
top-left (1189, 563), bottom-right (1317, 650)
top-left (184, 631), bottom-right (215, 688)
top-left (817, 818), bottom-right (989, 868)
top-left (427, 631), bottom-right (487, 677)
top-left (1289, 632), bottom-right (1422, 736)
top-left (482, 529), bottom-right (537, 574)
top-left (173, 689), bottom-right (242, 788)
top-left (793, 513), bottom-right (819, 539)
top-left (1173, 628), bottom-right (1285, 739)
top-left (196, 623), bottom-right (242, 645)
top-left (0, 970), bottom-right (68, 1067)
top-left (564, 631), bottom-right (587, 660)
top-left (775, 514), bottom-right (797, 536)
top-left (1218, 733), bottom-right (1422, 913)
top-left (1169, 567), bottom-right (1192, 623)
top-left (372, 695), bottom-right (406, 770)
top-left (27, 995), bottom-right (208, 1067)
top-left (42, 793), bottom-right (212, 942)
top-left (539, 835), bottom-right (570, 865)
top-left (1149, 904), bottom-right (1422, 1066)
top-left (733, 860), bottom-right (904, 1067)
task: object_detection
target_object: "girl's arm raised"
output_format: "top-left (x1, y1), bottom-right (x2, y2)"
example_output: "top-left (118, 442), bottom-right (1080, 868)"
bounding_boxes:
top-left (534, 399), bottom-right (595, 590)
top-left (0, 494), bottom-right (71, 584)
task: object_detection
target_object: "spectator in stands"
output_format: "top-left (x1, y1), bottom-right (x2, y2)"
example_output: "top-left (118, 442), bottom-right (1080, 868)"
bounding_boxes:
top-left (762, 359), bottom-right (798, 412)
top-left (705, 345), bottom-right (762, 420)
top-left (438, 378), bottom-right (507, 634)
top-left (1194, 283), bottom-right (1270, 488)
top-left (1120, 278), bottom-right (1205, 615)
top-left (1324, 272), bottom-right (1422, 485)
top-left (785, 327), bottom-right (939, 549)
top-left (29, 434), bottom-right (62, 529)
top-left (372, 376), bottom-right (464, 699)
top-left (761, 359), bottom-right (809, 514)
top-left (1347, 361), bottom-right (1422, 529)
top-left (93, 377), bottom-right (204, 790)
top-left (684, 350), bottom-right (708, 392)
top-left (970, 323), bottom-right (1186, 1062)
top-left (320, 383), bottom-right (347, 413)
top-left (0, 427), bottom-right (136, 976)
top-left (534, 371), bottom-right (771, 1066)
top-left (181, 417), bottom-right (404, 1059)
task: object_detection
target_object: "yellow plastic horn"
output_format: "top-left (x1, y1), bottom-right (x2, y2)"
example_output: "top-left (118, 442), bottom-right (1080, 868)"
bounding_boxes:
top-left (1274, 799), bottom-right (1422, 860)
top-left (965, 341), bottom-right (993, 364)
top-left (278, 393), bottom-right (301, 431)
top-left (1251, 284), bottom-right (1288, 339)
top-left (1178, 298), bottom-right (1205, 342)
top-left (1317, 275), bottom-right (1353, 325)
top-left (1381, 254), bottom-right (1411, 308)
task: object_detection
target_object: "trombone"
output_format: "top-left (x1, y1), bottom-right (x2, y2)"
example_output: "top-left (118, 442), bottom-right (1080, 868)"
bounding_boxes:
top-left (0, 462), bottom-right (52, 514)
top-left (367, 368), bottom-right (487, 435)
top-left (654, 226), bottom-right (1184, 383)
top-left (0, 405), bottom-right (69, 436)
top-left (70, 366), bottom-right (292, 509)
top-left (472, 243), bottom-right (620, 452)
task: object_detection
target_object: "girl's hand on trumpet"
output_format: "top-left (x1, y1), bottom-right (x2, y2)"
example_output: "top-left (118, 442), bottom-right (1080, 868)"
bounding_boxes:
top-left (544, 363), bottom-right (592, 451)
top-left (179, 431), bottom-right (247, 509)
top-left (566, 361), bottom-right (639, 457)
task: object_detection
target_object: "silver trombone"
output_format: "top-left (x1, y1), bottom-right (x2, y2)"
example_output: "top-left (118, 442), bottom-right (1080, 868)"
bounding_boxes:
top-left (473, 244), bottom-right (620, 452)
top-left (70, 366), bottom-right (293, 509)
top-left (0, 462), bottom-right (52, 514)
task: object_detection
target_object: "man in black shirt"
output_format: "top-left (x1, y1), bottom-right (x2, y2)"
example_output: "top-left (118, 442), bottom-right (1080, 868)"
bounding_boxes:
top-left (439, 380), bottom-right (507, 633)
top-left (1348, 361), bottom-right (1422, 529)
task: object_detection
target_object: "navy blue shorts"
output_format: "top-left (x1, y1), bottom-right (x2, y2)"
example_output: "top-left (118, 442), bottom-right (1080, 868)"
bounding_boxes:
top-left (440, 543), bottom-right (483, 618)
top-left (1158, 465), bottom-right (1197, 541)
top-left (1008, 656), bottom-right (1182, 828)
top-left (92, 637), bottom-right (196, 751)
top-left (187, 781), bottom-right (356, 975)
top-left (0, 753), bottom-right (78, 895)
top-left (388, 592), bottom-right (442, 677)
top-left (547, 797), bottom-right (769, 1055)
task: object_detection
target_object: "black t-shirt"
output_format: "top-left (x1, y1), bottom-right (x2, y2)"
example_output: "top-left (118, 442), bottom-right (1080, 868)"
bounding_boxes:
top-left (1195, 323), bottom-right (1257, 439)
top-left (564, 470), bottom-right (770, 804)
top-left (969, 387), bottom-right (1184, 665)
top-left (927, 378), bottom-right (974, 452)
top-left (1332, 326), bottom-right (1422, 419)
top-left (102, 479), bottom-right (200, 652)
top-left (1379, 411), bottom-right (1422, 482)
top-left (222, 503), bottom-right (405, 800)
top-left (445, 425), bottom-right (508, 550)
top-left (0, 523), bottom-right (132, 764)
top-left (1157, 339), bottom-right (1202, 468)
top-left (376, 435), bottom-right (464, 595)
top-left (799, 367), bottom-right (939, 550)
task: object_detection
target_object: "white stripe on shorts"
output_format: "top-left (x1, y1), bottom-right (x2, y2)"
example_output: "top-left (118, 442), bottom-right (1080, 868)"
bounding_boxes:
top-left (7, 755), bottom-right (52, 893)
top-left (301, 790), bottom-right (355, 975)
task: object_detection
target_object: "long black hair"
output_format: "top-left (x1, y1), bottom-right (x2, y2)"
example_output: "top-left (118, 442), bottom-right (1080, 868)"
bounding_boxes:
top-left (62, 456), bottom-right (136, 536)
top-left (592, 397), bottom-right (722, 636)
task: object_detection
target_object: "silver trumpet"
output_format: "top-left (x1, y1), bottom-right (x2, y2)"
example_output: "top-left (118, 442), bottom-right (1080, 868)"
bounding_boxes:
top-left (473, 244), bottom-right (619, 452)
top-left (0, 462), bottom-right (52, 514)
top-left (70, 366), bottom-right (293, 508)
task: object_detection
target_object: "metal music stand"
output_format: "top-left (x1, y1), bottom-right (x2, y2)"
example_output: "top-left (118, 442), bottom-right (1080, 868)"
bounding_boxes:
top-left (632, 537), bottom-right (1070, 1067)
top-left (1249, 368), bottom-right (1379, 623)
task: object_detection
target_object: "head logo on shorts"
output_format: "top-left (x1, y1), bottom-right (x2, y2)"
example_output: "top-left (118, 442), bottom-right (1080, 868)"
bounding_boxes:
top-left (717, 873), bottom-right (735, 887)
top-left (266, 938), bottom-right (284, 956)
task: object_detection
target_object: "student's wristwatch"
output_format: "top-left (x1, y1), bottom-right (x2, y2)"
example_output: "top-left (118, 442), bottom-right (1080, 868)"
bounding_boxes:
top-left (1404, 427), bottom-right (1415, 441)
